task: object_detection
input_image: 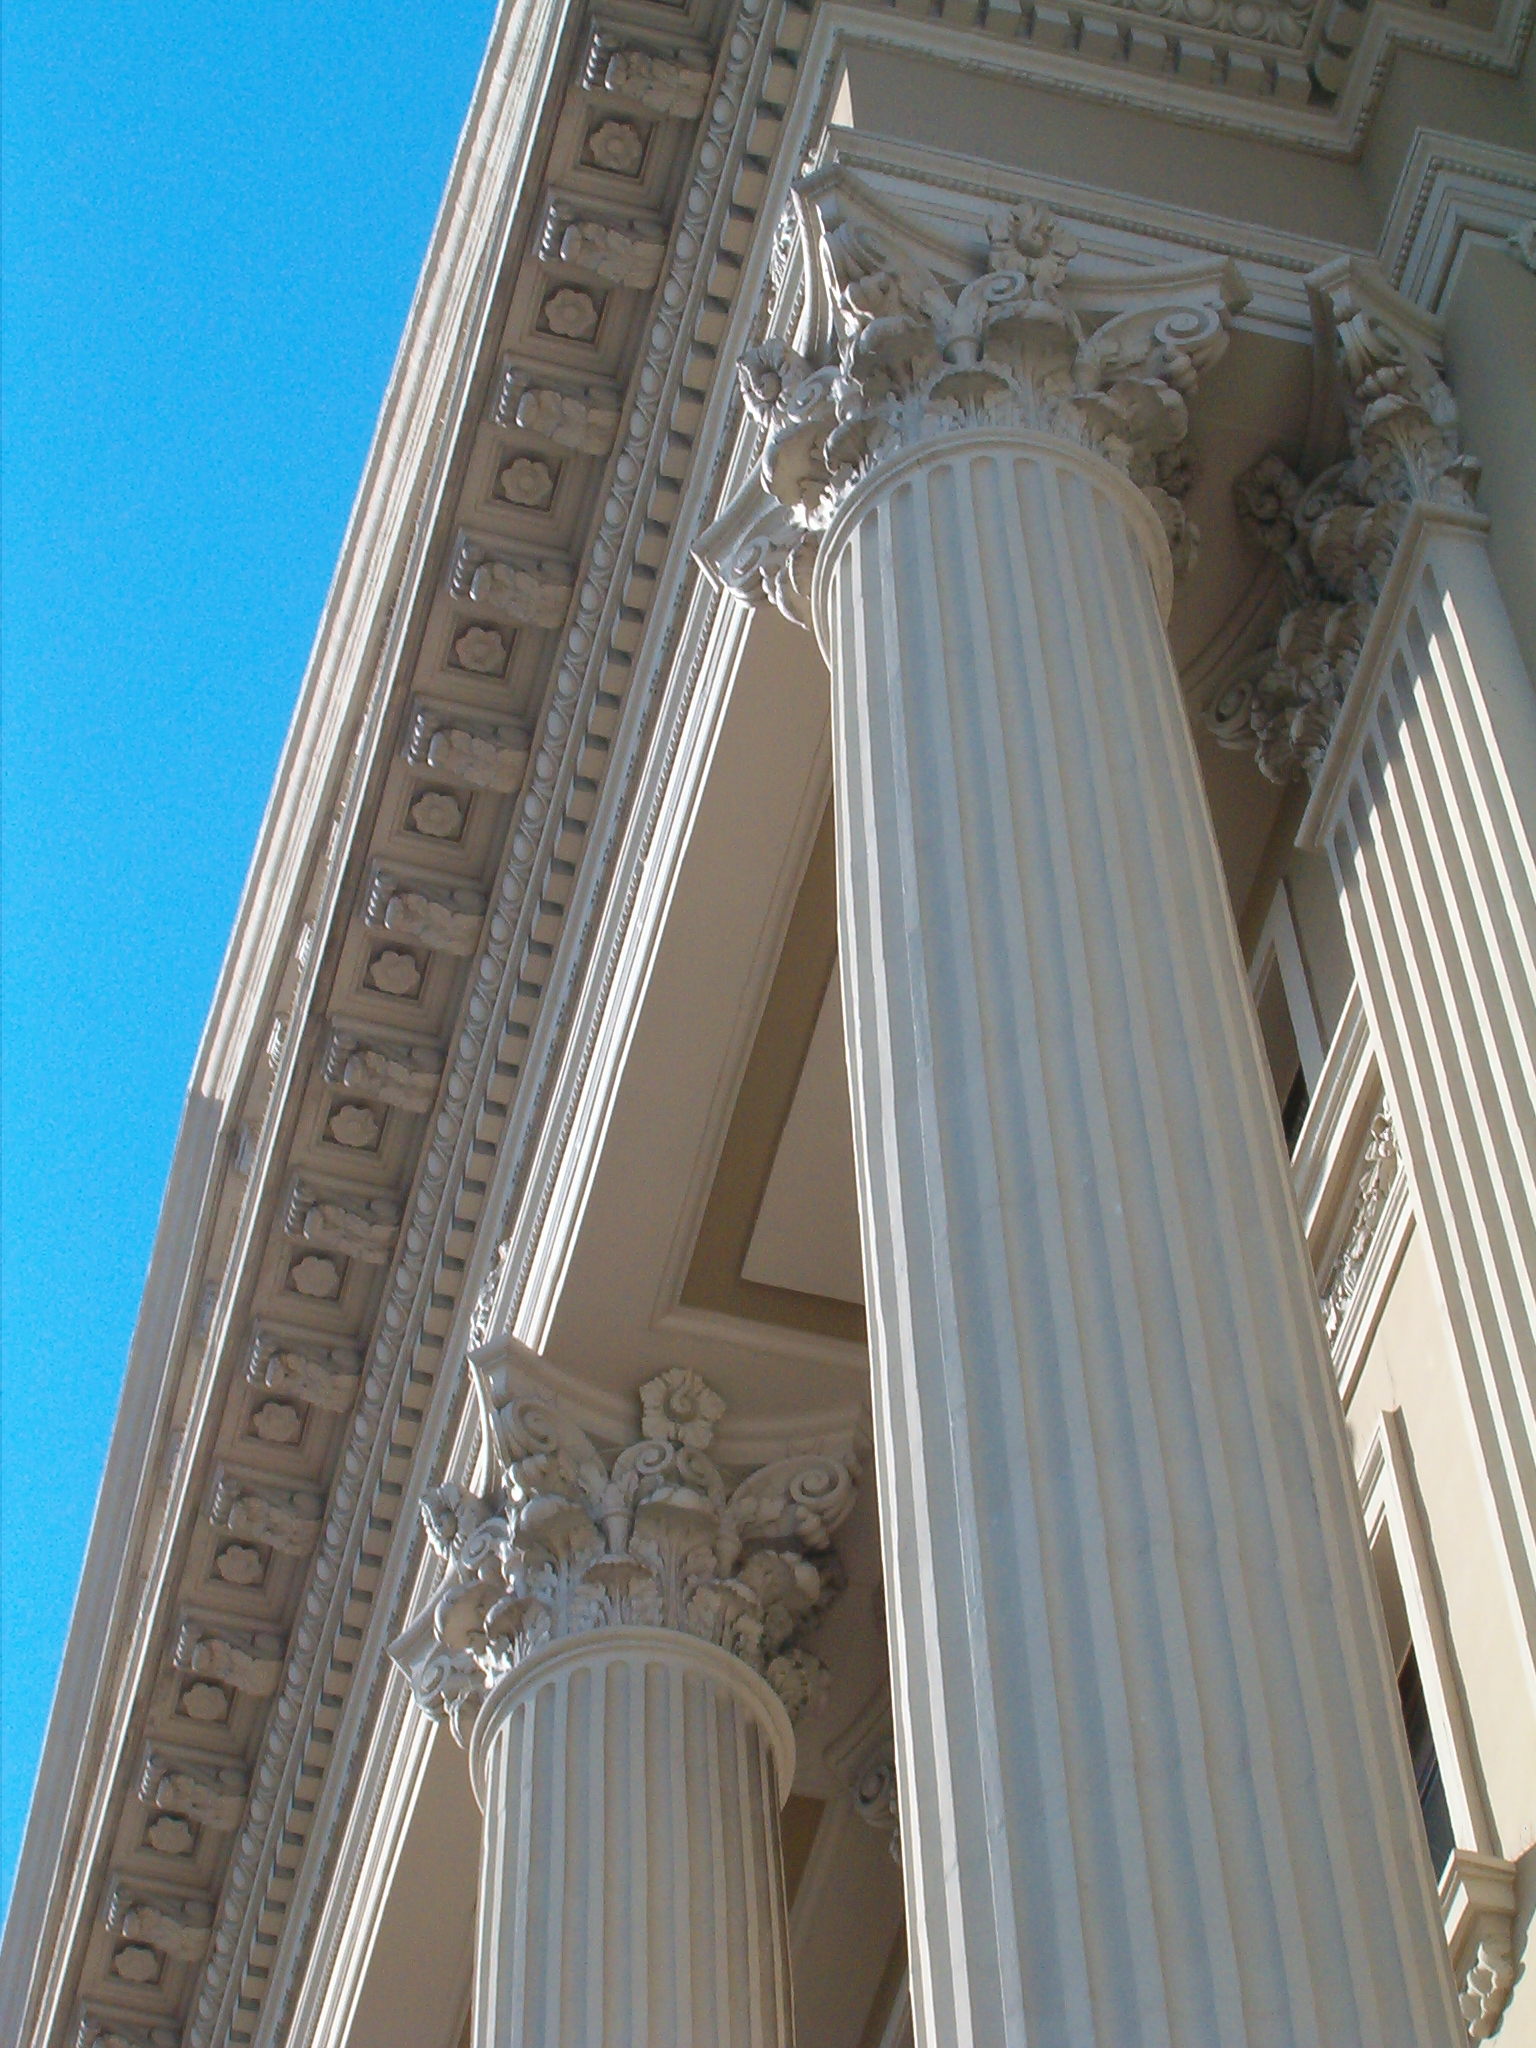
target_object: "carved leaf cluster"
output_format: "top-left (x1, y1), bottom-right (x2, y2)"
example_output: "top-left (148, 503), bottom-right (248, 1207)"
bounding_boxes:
top-left (736, 187), bottom-right (1243, 619)
top-left (391, 1365), bottom-right (856, 1737)
top-left (1210, 301), bottom-right (1479, 785)
top-left (1320, 1106), bottom-right (1400, 1347)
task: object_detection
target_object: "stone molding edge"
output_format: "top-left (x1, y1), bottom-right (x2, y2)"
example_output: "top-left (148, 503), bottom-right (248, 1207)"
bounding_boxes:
top-left (0, 0), bottom-right (581, 2038)
top-left (466, 1625), bottom-right (798, 1806)
top-left (810, 0), bottom-right (1533, 163)
top-left (203, 6), bottom-right (821, 2045)
top-left (1379, 129), bottom-right (1536, 312)
top-left (809, 425), bottom-right (1176, 654)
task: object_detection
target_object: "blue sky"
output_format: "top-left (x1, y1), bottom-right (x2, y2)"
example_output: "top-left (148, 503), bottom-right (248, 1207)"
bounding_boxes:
top-left (0, 1), bottom-right (496, 1914)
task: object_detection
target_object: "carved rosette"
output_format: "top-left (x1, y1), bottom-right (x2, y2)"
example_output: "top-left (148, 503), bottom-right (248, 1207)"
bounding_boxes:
top-left (1210, 265), bottom-right (1480, 784)
top-left (390, 1360), bottom-right (857, 1739)
top-left (711, 173), bottom-right (1247, 625)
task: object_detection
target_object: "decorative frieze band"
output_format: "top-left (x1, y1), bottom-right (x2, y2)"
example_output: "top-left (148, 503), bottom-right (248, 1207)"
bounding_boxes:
top-left (1209, 258), bottom-right (1479, 784)
top-left (390, 1360), bottom-right (858, 1739)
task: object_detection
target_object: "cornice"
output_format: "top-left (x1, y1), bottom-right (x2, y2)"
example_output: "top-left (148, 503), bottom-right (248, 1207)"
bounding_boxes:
top-left (3, 0), bottom-right (581, 2033)
top-left (813, 0), bottom-right (1533, 161)
top-left (7, 0), bottom-right (817, 2039)
top-left (1379, 127), bottom-right (1536, 308)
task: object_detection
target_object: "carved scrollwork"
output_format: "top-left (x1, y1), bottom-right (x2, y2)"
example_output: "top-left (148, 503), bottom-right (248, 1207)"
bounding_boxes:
top-left (1210, 262), bottom-right (1480, 785)
top-left (709, 169), bottom-right (1246, 622)
top-left (391, 1358), bottom-right (857, 1739)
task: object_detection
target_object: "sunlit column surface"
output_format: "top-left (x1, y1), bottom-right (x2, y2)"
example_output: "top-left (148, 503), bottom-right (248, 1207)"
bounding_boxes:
top-left (816, 425), bottom-right (1462, 2048)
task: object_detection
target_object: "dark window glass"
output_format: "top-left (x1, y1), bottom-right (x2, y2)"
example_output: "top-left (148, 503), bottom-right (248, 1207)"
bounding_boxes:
top-left (1281, 1067), bottom-right (1310, 1153)
top-left (1398, 1648), bottom-right (1454, 1877)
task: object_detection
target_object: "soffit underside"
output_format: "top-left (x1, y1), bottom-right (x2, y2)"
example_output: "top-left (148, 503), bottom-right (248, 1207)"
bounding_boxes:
top-left (541, 303), bottom-right (1317, 1395)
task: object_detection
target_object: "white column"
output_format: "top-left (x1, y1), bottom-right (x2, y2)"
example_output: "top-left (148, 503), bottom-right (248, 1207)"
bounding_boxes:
top-left (815, 424), bottom-right (1461, 2047)
top-left (1298, 501), bottom-right (1536, 1705)
top-left (467, 1628), bottom-right (795, 2048)
top-left (391, 1358), bottom-right (857, 2048)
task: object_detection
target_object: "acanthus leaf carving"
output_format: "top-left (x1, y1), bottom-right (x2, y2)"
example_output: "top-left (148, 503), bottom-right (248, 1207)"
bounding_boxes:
top-left (705, 169), bottom-right (1246, 623)
top-left (825, 1686), bottom-right (901, 1862)
top-left (406, 702), bottom-right (532, 795)
top-left (323, 1024), bottom-right (444, 1114)
top-left (209, 1470), bottom-right (324, 1557)
top-left (544, 207), bottom-right (667, 290)
top-left (284, 1179), bottom-right (401, 1264)
top-left (1209, 259), bottom-right (1479, 784)
top-left (173, 1618), bottom-right (285, 1697)
top-left (449, 535), bottom-right (573, 626)
top-left (247, 1326), bottom-right (361, 1413)
top-left (585, 31), bottom-right (713, 120)
top-left (1319, 1104), bottom-right (1401, 1348)
top-left (390, 1354), bottom-right (857, 1740)
top-left (106, 1886), bottom-right (213, 1965)
top-left (364, 869), bottom-right (487, 958)
top-left (76, 2016), bottom-right (182, 2048)
top-left (140, 1750), bottom-right (249, 1833)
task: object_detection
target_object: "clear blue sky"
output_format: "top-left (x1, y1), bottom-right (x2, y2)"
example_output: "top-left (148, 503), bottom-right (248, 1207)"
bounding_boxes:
top-left (1, 0), bottom-right (497, 1914)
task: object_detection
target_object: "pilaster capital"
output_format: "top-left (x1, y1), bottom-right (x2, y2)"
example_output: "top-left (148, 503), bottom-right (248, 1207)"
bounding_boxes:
top-left (389, 1352), bottom-right (859, 1741)
top-left (1209, 257), bottom-right (1480, 785)
top-left (698, 168), bottom-right (1248, 623)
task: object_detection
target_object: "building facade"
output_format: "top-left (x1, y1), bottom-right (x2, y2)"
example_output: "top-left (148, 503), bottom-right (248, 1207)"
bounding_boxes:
top-left (5, 1), bottom-right (1535, 2042)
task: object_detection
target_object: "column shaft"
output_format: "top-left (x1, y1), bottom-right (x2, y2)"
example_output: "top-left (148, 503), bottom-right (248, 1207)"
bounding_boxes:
top-left (1300, 508), bottom-right (1536, 1706)
top-left (816, 432), bottom-right (1461, 2047)
top-left (468, 1629), bottom-right (795, 2048)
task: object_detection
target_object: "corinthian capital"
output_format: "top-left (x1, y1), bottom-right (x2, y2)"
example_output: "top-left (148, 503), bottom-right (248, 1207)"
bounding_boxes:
top-left (1209, 258), bottom-right (1479, 785)
top-left (699, 169), bottom-right (1248, 623)
top-left (389, 1349), bottom-right (859, 1740)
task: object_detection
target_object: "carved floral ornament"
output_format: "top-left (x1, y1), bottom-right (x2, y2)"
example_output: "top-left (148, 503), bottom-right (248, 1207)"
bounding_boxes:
top-left (390, 1357), bottom-right (859, 1740)
top-left (1209, 267), bottom-right (1480, 785)
top-left (705, 171), bottom-right (1249, 627)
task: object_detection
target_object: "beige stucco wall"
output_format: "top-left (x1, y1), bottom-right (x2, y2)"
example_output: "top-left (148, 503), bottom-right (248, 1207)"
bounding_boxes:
top-left (1346, 1225), bottom-right (1536, 2042)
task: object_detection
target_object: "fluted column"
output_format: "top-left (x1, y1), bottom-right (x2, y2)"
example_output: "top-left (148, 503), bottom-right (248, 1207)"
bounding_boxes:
top-left (814, 422), bottom-right (1459, 2048)
top-left (468, 1628), bottom-right (795, 2048)
top-left (391, 1356), bottom-right (858, 2048)
top-left (1298, 500), bottom-right (1536, 1707)
top-left (700, 171), bottom-right (1468, 2048)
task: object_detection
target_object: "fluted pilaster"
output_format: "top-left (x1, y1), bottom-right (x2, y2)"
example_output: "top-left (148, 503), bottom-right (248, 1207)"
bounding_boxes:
top-left (469, 1629), bottom-right (795, 2048)
top-left (816, 426), bottom-right (1461, 2046)
top-left (1299, 502), bottom-right (1536, 1709)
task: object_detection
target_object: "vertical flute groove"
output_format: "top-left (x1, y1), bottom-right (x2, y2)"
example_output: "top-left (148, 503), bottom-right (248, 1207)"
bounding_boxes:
top-left (472, 1636), bottom-right (793, 2048)
top-left (818, 434), bottom-right (1462, 2048)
